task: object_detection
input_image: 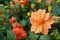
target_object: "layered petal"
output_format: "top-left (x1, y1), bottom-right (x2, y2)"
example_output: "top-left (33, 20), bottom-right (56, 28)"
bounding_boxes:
top-left (31, 12), bottom-right (39, 20)
top-left (31, 25), bottom-right (37, 32)
top-left (43, 22), bottom-right (51, 29)
top-left (46, 19), bottom-right (55, 25)
top-left (30, 18), bottom-right (39, 25)
top-left (35, 25), bottom-right (42, 33)
top-left (30, 9), bottom-right (45, 25)
top-left (43, 13), bottom-right (51, 21)
top-left (42, 29), bottom-right (48, 35)
top-left (42, 25), bottom-right (49, 35)
top-left (37, 9), bottom-right (45, 19)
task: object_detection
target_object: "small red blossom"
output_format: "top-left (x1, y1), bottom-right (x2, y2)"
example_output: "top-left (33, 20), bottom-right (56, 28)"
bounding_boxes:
top-left (13, 23), bottom-right (23, 29)
top-left (10, 17), bottom-right (17, 25)
top-left (20, 0), bottom-right (28, 6)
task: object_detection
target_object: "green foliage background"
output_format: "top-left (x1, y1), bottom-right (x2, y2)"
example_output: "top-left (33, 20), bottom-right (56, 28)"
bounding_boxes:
top-left (0, 0), bottom-right (60, 40)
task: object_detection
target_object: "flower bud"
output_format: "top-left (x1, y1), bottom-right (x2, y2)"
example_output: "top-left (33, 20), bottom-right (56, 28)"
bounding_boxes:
top-left (27, 12), bottom-right (31, 16)
top-left (4, 6), bottom-right (8, 8)
top-left (37, 0), bottom-right (42, 4)
top-left (10, 17), bottom-right (17, 25)
top-left (48, 5), bottom-right (53, 12)
top-left (31, 3), bottom-right (36, 9)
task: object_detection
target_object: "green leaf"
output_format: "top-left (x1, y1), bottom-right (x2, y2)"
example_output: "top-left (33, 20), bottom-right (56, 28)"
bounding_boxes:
top-left (4, 36), bottom-right (8, 40)
top-left (39, 35), bottom-right (51, 40)
top-left (26, 32), bottom-right (39, 40)
top-left (52, 4), bottom-right (60, 16)
top-left (37, 0), bottom-right (46, 9)
top-left (15, 3), bottom-right (20, 9)
top-left (56, 34), bottom-right (60, 40)
top-left (53, 28), bottom-right (58, 36)
top-left (7, 30), bottom-right (16, 40)
top-left (0, 31), bottom-right (4, 40)
top-left (21, 19), bottom-right (27, 26)
top-left (29, 0), bottom-right (37, 3)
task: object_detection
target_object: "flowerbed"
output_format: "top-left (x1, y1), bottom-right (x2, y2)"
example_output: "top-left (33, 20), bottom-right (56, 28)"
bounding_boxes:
top-left (0, 0), bottom-right (60, 40)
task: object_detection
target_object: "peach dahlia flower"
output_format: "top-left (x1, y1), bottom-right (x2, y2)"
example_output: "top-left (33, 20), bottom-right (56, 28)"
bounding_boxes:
top-left (30, 9), bottom-right (55, 35)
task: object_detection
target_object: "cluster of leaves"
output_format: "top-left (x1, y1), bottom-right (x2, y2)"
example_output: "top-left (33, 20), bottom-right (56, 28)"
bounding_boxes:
top-left (0, 0), bottom-right (60, 40)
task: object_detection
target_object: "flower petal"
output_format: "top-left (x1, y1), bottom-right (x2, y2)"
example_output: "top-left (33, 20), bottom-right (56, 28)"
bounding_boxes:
top-left (42, 29), bottom-right (48, 35)
top-left (47, 19), bottom-right (55, 25)
top-left (31, 25), bottom-right (37, 32)
top-left (30, 9), bottom-right (46, 25)
top-left (37, 9), bottom-right (45, 19)
top-left (44, 13), bottom-right (51, 21)
top-left (31, 12), bottom-right (38, 20)
top-left (43, 22), bottom-right (51, 29)
top-left (30, 18), bottom-right (39, 25)
top-left (35, 25), bottom-right (42, 33)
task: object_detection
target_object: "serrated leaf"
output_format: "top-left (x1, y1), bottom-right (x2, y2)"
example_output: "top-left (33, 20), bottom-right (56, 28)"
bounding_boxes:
top-left (7, 30), bottom-right (16, 40)
top-left (39, 35), bottom-right (51, 40)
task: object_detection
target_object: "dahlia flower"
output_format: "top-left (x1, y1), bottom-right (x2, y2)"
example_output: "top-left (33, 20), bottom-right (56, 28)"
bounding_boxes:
top-left (30, 9), bottom-right (55, 35)
top-left (10, 17), bottom-right (27, 40)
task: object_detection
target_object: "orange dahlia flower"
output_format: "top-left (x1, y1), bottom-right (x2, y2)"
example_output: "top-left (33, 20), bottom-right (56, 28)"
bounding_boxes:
top-left (30, 9), bottom-right (55, 35)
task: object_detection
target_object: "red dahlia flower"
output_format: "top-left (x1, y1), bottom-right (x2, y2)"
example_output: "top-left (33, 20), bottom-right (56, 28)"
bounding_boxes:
top-left (10, 17), bottom-right (27, 40)
top-left (13, 24), bottom-right (27, 40)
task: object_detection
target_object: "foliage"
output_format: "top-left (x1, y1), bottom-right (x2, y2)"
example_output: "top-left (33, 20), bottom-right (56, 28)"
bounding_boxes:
top-left (0, 0), bottom-right (60, 40)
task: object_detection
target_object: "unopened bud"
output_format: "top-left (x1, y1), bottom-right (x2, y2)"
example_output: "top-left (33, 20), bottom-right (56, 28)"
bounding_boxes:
top-left (31, 3), bottom-right (36, 9)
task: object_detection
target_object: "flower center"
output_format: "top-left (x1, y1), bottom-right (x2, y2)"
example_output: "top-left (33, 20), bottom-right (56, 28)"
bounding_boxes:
top-left (37, 19), bottom-right (43, 25)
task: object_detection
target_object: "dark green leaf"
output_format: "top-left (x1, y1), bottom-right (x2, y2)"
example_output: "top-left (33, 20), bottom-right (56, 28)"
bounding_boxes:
top-left (26, 32), bottom-right (39, 40)
top-left (56, 34), bottom-right (60, 40)
top-left (39, 35), bottom-right (51, 40)
top-left (21, 19), bottom-right (27, 26)
top-left (53, 28), bottom-right (58, 36)
top-left (52, 4), bottom-right (60, 16)
top-left (7, 30), bottom-right (16, 40)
